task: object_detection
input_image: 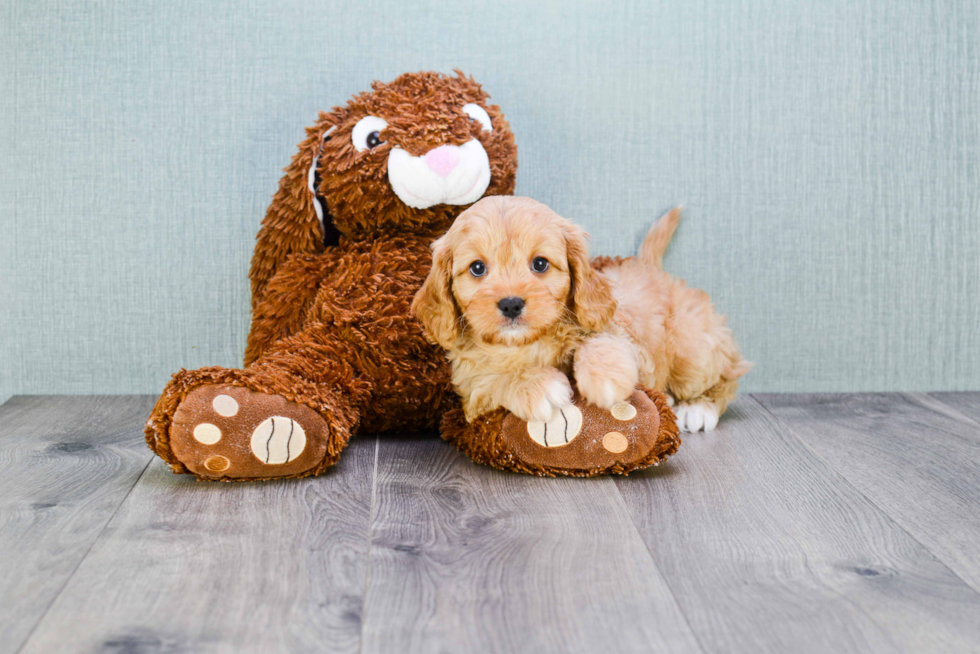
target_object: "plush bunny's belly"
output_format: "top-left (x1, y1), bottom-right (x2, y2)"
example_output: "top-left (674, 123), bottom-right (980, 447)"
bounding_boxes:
top-left (306, 235), bottom-right (454, 432)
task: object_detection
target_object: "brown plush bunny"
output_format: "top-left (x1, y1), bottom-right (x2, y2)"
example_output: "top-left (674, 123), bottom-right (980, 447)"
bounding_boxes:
top-left (146, 71), bottom-right (516, 480)
top-left (145, 70), bottom-right (679, 481)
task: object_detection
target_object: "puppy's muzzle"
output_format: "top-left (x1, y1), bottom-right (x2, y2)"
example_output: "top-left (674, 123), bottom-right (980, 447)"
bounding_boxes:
top-left (497, 296), bottom-right (525, 320)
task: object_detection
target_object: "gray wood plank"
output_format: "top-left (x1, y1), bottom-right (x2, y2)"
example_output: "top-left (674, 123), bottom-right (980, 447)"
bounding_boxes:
top-left (19, 434), bottom-right (378, 653)
top-left (0, 395), bottom-right (156, 654)
top-left (931, 391), bottom-right (980, 427)
top-left (616, 397), bottom-right (980, 654)
top-left (758, 392), bottom-right (980, 595)
top-left (360, 433), bottom-right (702, 654)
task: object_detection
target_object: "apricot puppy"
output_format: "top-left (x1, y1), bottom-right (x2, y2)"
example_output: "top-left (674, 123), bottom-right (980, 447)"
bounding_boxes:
top-left (413, 196), bottom-right (750, 432)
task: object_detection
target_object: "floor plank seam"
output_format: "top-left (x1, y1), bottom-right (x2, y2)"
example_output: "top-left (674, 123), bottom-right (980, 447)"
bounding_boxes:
top-left (750, 394), bottom-right (980, 598)
top-left (611, 479), bottom-right (708, 654)
top-left (357, 436), bottom-right (380, 654)
top-left (14, 452), bottom-right (156, 654)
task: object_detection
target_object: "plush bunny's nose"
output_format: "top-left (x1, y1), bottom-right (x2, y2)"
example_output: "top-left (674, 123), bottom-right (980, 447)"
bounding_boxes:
top-left (424, 145), bottom-right (460, 178)
top-left (498, 297), bottom-right (525, 319)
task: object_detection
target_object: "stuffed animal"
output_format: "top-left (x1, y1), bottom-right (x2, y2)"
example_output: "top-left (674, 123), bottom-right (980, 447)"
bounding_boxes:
top-left (441, 387), bottom-right (679, 477)
top-left (145, 71), bottom-right (679, 481)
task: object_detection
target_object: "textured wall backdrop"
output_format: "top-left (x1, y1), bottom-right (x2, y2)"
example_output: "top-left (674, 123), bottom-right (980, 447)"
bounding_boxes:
top-left (2, 0), bottom-right (979, 404)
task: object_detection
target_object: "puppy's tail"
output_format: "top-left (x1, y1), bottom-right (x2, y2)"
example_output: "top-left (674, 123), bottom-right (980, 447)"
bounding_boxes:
top-left (638, 207), bottom-right (682, 270)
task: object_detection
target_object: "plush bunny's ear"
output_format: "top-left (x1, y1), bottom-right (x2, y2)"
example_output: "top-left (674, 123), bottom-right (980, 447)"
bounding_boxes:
top-left (249, 118), bottom-right (338, 310)
top-left (412, 236), bottom-right (462, 350)
top-left (307, 127), bottom-right (342, 249)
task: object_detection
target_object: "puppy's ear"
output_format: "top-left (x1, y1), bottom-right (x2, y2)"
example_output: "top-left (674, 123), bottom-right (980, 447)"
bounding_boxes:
top-left (249, 115), bottom-right (338, 310)
top-left (564, 222), bottom-right (617, 332)
top-left (412, 235), bottom-right (462, 349)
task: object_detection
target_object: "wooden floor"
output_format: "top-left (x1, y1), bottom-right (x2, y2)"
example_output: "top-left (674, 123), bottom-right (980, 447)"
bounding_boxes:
top-left (2, 394), bottom-right (980, 653)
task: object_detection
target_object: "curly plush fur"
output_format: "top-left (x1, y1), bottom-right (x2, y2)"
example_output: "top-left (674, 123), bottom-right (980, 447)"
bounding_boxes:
top-left (146, 71), bottom-right (518, 480)
top-left (145, 71), bottom-right (683, 481)
top-left (440, 387), bottom-right (680, 477)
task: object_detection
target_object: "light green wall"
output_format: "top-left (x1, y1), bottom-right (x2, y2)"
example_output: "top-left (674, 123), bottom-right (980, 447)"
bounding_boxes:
top-left (2, 0), bottom-right (978, 399)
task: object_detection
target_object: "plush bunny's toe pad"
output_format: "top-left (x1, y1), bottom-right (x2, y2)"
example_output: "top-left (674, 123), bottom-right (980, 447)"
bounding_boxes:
top-left (169, 385), bottom-right (331, 481)
top-left (441, 387), bottom-right (680, 477)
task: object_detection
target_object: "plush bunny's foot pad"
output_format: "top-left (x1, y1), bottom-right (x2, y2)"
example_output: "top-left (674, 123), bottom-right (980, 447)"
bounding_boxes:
top-left (441, 388), bottom-right (680, 477)
top-left (165, 385), bottom-right (333, 481)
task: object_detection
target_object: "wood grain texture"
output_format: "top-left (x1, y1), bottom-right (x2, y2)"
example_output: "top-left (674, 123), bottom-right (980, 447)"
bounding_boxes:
top-left (616, 397), bottom-right (980, 654)
top-left (8, 394), bottom-right (980, 653)
top-left (19, 435), bottom-right (378, 654)
top-left (930, 391), bottom-right (980, 427)
top-left (758, 392), bottom-right (980, 594)
top-left (0, 395), bottom-right (156, 653)
top-left (360, 433), bottom-right (701, 654)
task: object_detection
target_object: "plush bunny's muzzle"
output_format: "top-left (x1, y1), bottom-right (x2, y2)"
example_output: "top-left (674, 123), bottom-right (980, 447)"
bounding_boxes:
top-left (388, 139), bottom-right (491, 209)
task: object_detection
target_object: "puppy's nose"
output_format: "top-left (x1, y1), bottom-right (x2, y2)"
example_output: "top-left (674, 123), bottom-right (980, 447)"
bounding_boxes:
top-left (497, 297), bottom-right (525, 319)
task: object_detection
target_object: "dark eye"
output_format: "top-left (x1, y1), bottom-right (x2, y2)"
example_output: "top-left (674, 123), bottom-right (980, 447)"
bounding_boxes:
top-left (532, 257), bottom-right (550, 273)
top-left (352, 115), bottom-right (388, 152)
top-left (469, 261), bottom-right (487, 277)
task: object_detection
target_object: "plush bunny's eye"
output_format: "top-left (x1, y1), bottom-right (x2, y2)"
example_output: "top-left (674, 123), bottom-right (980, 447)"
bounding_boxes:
top-left (352, 116), bottom-right (388, 152)
top-left (462, 104), bottom-right (493, 133)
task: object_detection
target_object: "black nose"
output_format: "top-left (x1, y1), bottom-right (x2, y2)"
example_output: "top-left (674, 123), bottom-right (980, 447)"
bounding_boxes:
top-left (497, 296), bottom-right (525, 319)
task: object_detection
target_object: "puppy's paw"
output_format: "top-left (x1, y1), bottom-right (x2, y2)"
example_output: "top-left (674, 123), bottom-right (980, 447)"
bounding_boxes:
top-left (509, 372), bottom-right (574, 423)
top-left (674, 401), bottom-right (720, 432)
top-left (574, 334), bottom-right (639, 410)
top-left (577, 370), bottom-right (636, 410)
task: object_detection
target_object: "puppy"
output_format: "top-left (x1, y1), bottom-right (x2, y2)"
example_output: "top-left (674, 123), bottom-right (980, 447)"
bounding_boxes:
top-left (412, 196), bottom-right (750, 432)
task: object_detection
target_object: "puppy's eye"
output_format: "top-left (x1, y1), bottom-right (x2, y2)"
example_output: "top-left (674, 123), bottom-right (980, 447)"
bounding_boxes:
top-left (531, 257), bottom-right (550, 273)
top-left (352, 116), bottom-right (388, 152)
top-left (469, 260), bottom-right (487, 277)
top-left (462, 103), bottom-right (493, 133)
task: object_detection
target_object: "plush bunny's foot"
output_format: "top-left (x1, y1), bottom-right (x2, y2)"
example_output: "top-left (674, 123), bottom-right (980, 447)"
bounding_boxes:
top-left (158, 384), bottom-right (338, 481)
top-left (441, 387), bottom-right (680, 477)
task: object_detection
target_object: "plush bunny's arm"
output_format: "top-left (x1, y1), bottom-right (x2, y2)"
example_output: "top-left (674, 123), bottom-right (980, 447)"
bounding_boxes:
top-left (244, 250), bottom-right (340, 366)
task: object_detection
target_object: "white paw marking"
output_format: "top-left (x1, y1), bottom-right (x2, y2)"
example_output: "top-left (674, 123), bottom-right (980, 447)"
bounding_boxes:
top-left (527, 405), bottom-right (583, 448)
top-left (250, 416), bottom-right (306, 464)
top-left (193, 423), bottom-right (222, 445)
top-left (532, 396), bottom-right (556, 424)
top-left (675, 403), bottom-right (719, 432)
top-left (703, 408), bottom-right (719, 431)
top-left (544, 378), bottom-right (573, 407)
top-left (212, 394), bottom-right (239, 417)
top-left (611, 402), bottom-right (637, 421)
top-left (529, 378), bottom-right (573, 422)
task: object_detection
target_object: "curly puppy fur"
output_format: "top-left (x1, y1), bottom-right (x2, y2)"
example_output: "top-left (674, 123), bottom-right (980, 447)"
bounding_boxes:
top-left (146, 71), bottom-right (518, 478)
top-left (413, 196), bottom-right (750, 432)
